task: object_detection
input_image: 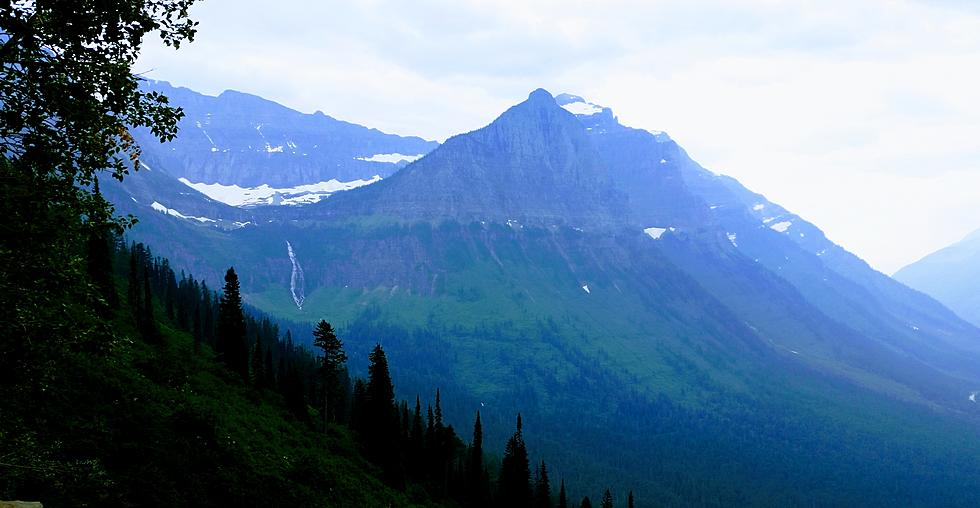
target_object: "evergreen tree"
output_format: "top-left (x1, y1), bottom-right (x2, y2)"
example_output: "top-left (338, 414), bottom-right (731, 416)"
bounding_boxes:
top-left (600, 489), bottom-right (613, 508)
top-left (581, 497), bottom-right (592, 508)
top-left (264, 346), bottom-right (275, 388)
top-left (164, 266), bottom-right (177, 322)
top-left (313, 320), bottom-right (347, 424)
top-left (534, 460), bottom-right (552, 508)
top-left (250, 333), bottom-right (264, 388)
top-left (362, 344), bottom-right (401, 486)
top-left (627, 490), bottom-right (634, 508)
top-left (140, 270), bottom-right (159, 342)
top-left (350, 378), bottom-right (367, 431)
top-left (467, 411), bottom-right (491, 507)
top-left (216, 267), bottom-right (248, 382)
top-left (411, 396), bottom-right (424, 462)
top-left (497, 413), bottom-right (532, 508)
top-left (558, 479), bottom-right (568, 508)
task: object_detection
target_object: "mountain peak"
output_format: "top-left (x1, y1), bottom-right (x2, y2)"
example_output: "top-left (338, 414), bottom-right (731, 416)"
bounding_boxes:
top-left (527, 88), bottom-right (555, 103)
top-left (321, 86), bottom-right (628, 227)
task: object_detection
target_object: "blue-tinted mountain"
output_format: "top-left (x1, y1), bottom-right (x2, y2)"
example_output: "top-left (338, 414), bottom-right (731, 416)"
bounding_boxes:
top-left (134, 80), bottom-right (439, 188)
top-left (313, 89), bottom-right (628, 227)
top-left (895, 228), bottom-right (980, 326)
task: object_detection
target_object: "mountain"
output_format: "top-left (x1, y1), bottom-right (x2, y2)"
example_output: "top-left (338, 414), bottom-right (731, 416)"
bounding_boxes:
top-left (134, 80), bottom-right (439, 193)
top-left (895, 228), bottom-right (980, 326)
top-left (107, 85), bottom-right (980, 506)
top-left (310, 88), bottom-right (628, 227)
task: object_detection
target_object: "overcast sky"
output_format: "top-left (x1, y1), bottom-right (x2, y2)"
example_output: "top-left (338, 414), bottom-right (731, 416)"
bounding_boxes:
top-left (136, 0), bottom-right (980, 274)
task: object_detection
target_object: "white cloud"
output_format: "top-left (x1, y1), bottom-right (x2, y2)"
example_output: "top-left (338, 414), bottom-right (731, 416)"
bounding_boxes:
top-left (136, 0), bottom-right (980, 273)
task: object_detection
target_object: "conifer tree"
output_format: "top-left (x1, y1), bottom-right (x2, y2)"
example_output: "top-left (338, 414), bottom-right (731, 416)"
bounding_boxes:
top-left (627, 490), bottom-right (634, 508)
top-left (498, 413), bottom-right (533, 508)
top-left (581, 496), bottom-right (592, 508)
top-left (404, 395), bottom-right (424, 483)
top-left (192, 306), bottom-right (203, 352)
top-left (264, 345), bottom-right (275, 388)
top-left (558, 479), bottom-right (568, 508)
top-left (600, 489), bottom-right (613, 508)
top-left (313, 320), bottom-right (346, 424)
top-left (141, 270), bottom-right (159, 342)
top-left (363, 344), bottom-right (401, 486)
top-left (534, 460), bottom-right (552, 508)
top-left (216, 267), bottom-right (248, 381)
top-left (467, 411), bottom-right (491, 507)
top-left (250, 333), bottom-right (264, 388)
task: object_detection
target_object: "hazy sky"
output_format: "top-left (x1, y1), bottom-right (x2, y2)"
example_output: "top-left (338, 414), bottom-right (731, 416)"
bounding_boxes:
top-left (136, 0), bottom-right (980, 274)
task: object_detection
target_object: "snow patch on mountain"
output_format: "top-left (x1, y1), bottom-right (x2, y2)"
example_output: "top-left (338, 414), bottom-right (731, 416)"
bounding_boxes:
top-left (770, 221), bottom-right (792, 233)
top-left (178, 176), bottom-right (381, 207)
top-left (644, 226), bottom-right (676, 240)
top-left (356, 153), bottom-right (425, 164)
top-left (150, 201), bottom-right (216, 223)
top-left (561, 101), bottom-right (603, 116)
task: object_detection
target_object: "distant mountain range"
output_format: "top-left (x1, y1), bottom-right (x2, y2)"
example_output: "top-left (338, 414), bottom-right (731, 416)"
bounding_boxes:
top-left (132, 80), bottom-right (438, 202)
top-left (102, 83), bottom-right (980, 506)
top-left (895, 228), bottom-right (980, 326)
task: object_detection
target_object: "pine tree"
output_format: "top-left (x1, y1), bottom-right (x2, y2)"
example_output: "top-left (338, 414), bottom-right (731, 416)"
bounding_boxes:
top-left (534, 460), bottom-right (552, 508)
top-left (264, 345), bottom-right (275, 388)
top-left (558, 479), bottom-right (568, 508)
top-left (410, 395), bottom-right (424, 470)
top-left (627, 490), bottom-right (634, 508)
top-left (600, 490), bottom-right (613, 508)
top-left (363, 344), bottom-right (401, 486)
top-left (140, 270), bottom-right (159, 342)
top-left (313, 320), bottom-right (346, 425)
top-left (250, 333), bottom-right (264, 388)
top-left (216, 267), bottom-right (248, 382)
top-left (498, 413), bottom-right (533, 508)
top-left (581, 497), bottom-right (592, 508)
top-left (467, 411), bottom-right (491, 507)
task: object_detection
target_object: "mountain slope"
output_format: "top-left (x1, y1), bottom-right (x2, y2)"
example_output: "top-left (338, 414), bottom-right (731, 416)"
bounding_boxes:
top-left (895, 228), bottom-right (980, 327)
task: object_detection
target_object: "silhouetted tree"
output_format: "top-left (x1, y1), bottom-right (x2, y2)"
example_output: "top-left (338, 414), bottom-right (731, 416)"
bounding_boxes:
top-left (558, 479), bottom-right (568, 508)
top-left (362, 344), bottom-right (402, 486)
top-left (497, 413), bottom-right (532, 508)
top-left (467, 411), bottom-right (491, 507)
top-left (600, 489), bottom-right (613, 508)
top-left (534, 460), bottom-right (552, 508)
top-left (313, 319), bottom-right (346, 425)
top-left (216, 267), bottom-right (248, 381)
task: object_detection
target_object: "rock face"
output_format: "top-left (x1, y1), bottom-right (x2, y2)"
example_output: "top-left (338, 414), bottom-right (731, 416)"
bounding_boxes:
top-left (134, 80), bottom-right (439, 188)
top-left (309, 89), bottom-right (630, 228)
